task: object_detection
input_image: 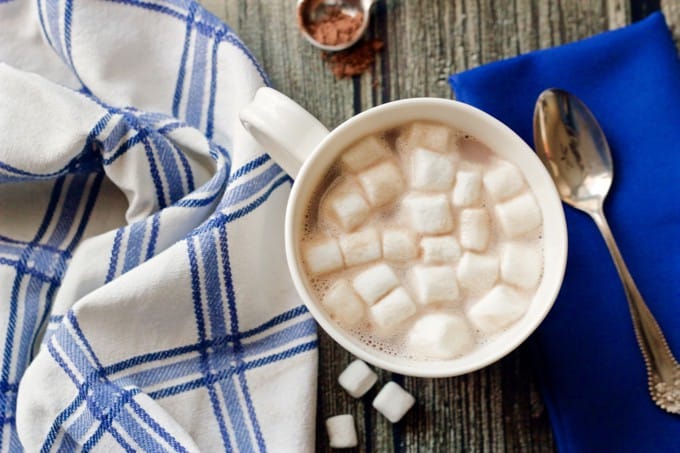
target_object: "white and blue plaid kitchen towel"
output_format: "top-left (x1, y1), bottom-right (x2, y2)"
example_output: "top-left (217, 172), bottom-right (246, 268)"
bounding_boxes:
top-left (0, 0), bottom-right (318, 451)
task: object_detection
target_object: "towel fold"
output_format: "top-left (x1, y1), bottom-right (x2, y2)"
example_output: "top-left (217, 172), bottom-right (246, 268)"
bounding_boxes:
top-left (450, 12), bottom-right (680, 452)
top-left (0, 1), bottom-right (316, 451)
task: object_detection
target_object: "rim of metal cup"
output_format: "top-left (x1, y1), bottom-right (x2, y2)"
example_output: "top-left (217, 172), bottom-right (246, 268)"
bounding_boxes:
top-left (285, 98), bottom-right (568, 377)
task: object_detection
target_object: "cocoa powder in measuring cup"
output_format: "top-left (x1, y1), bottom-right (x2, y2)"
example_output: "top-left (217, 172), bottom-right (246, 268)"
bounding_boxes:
top-left (299, 1), bottom-right (364, 46)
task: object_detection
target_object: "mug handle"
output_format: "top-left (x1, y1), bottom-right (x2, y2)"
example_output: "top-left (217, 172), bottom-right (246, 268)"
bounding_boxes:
top-left (240, 87), bottom-right (330, 178)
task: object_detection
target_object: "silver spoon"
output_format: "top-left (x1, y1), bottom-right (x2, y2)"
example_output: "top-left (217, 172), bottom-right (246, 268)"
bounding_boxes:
top-left (533, 88), bottom-right (680, 414)
top-left (297, 0), bottom-right (377, 52)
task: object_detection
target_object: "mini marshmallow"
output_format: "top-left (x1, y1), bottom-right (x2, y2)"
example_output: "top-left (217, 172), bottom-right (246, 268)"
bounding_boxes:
top-left (338, 359), bottom-right (378, 398)
top-left (420, 236), bottom-right (461, 263)
top-left (401, 121), bottom-right (450, 153)
top-left (357, 160), bottom-right (405, 207)
top-left (322, 280), bottom-right (365, 327)
top-left (501, 242), bottom-right (543, 289)
top-left (467, 284), bottom-right (530, 334)
top-left (410, 265), bottom-right (460, 305)
top-left (322, 182), bottom-right (370, 232)
top-left (451, 170), bottom-right (482, 207)
top-left (352, 263), bottom-right (399, 305)
top-left (483, 162), bottom-right (525, 201)
top-left (408, 313), bottom-right (475, 359)
top-left (410, 147), bottom-right (454, 191)
top-left (459, 208), bottom-right (491, 252)
top-left (370, 287), bottom-right (417, 332)
top-left (339, 228), bottom-right (382, 267)
top-left (303, 237), bottom-right (344, 276)
top-left (403, 193), bottom-right (453, 234)
top-left (340, 136), bottom-right (391, 172)
top-left (373, 382), bottom-right (415, 423)
top-left (325, 414), bottom-right (358, 449)
top-left (456, 252), bottom-right (499, 293)
top-left (382, 228), bottom-right (418, 261)
top-left (495, 192), bottom-right (542, 237)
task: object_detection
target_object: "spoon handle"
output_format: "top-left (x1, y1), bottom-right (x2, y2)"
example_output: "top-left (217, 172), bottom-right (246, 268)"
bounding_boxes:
top-left (590, 209), bottom-right (680, 394)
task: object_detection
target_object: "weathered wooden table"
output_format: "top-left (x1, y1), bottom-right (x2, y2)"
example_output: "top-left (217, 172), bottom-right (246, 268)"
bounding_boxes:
top-left (204, 1), bottom-right (679, 450)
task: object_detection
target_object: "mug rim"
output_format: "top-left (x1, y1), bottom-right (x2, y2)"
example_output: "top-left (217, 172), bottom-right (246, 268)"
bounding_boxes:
top-left (285, 97), bottom-right (567, 377)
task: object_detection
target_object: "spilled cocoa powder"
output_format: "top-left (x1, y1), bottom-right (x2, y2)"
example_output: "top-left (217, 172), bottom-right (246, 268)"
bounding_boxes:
top-left (322, 39), bottom-right (384, 79)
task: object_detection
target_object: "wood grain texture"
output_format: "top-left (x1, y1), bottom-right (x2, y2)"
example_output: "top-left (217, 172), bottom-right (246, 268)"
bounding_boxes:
top-left (202, 1), bottom-right (679, 451)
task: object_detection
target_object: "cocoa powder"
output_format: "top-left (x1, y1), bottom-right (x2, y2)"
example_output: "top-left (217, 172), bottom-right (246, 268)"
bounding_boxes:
top-left (298, 0), bottom-right (383, 79)
top-left (311, 9), bottom-right (364, 46)
top-left (299, 1), bottom-right (364, 47)
top-left (323, 39), bottom-right (384, 79)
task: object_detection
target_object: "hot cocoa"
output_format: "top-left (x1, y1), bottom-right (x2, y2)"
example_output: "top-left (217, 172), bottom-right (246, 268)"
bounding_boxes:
top-left (300, 121), bottom-right (544, 361)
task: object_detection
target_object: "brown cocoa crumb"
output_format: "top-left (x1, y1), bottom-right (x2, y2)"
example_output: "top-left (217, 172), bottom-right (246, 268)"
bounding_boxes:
top-left (322, 39), bottom-right (384, 79)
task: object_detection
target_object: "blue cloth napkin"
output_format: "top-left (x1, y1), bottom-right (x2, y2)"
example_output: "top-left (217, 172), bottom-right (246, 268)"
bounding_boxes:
top-left (450, 12), bottom-right (680, 452)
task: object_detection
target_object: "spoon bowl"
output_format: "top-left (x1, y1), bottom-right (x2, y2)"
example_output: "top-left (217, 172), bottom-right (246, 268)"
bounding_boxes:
top-left (533, 88), bottom-right (680, 415)
top-left (533, 88), bottom-right (613, 211)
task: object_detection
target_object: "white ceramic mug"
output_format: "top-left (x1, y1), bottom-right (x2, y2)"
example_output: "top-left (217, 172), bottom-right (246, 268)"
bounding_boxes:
top-left (240, 87), bottom-right (567, 377)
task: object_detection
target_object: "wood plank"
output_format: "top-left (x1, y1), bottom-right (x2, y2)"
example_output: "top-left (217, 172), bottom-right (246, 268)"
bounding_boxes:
top-left (202, 1), bottom-right (680, 451)
top-left (662, 0), bottom-right (680, 47)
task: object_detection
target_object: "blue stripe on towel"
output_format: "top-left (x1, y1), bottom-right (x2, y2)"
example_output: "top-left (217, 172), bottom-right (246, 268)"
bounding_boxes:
top-left (186, 27), bottom-right (209, 129)
top-left (186, 237), bottom-right (232, 449)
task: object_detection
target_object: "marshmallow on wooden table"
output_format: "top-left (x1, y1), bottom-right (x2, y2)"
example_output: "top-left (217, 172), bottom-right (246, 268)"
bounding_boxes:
top-left (459, 208), bottom-right (491, 252)
top-left (401, 121), bottom-right (450, 153)
top-left (382, 228), bottom-right (418, 261)
top-left (325, 414), bottom-right (358, 449)
top-left (370, 287), bottom-right (417, 333)
top-left (501, 242), bottom-right (543, 289)
top-left (467, 284), bottom-right (530, 334)
top-left (495, 192), bottom-right (542, 237)
top-left (410, 265), bottom-right (460, 305)
top-left (303, 237), bottom-right (344, 276)
top-left (483, 161), bottom-right (525, 201)
top-left (420, 235), bottom-right (461, 263)
top-left (339, 228), bottom-right (382, 267)
top-left (338, 359), bottom-right (378, 398)
top-left (322, 181), bottom-right (370, 232)
top-left (410, 147), bottom-right (454, 191)
top-left (373, 382), bottom-right (415, 423)
top-left (322, 280), bottom-right (365, 327)
top-left (357, 160), bottom-right (405, 207)
top-left (402, 193), bottom-right (453, 234)
top-left (457, 252), bottom-right (499, 293)
top-left (352, 263), bottom-right (399, 305)
top-left (408, 313), bottom-right (475, 359)
top-left (451, 169), bottom-right (482, 207)
top-left (340, 135), bottom-right (391, 172)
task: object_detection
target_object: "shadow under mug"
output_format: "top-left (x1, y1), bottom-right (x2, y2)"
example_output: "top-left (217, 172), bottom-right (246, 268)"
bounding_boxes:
top-left (239, 87), bottom-right (567, 377)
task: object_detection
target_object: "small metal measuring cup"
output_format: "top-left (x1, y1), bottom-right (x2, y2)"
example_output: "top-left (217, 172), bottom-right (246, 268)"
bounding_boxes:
top-left (297, 0), bottom-right (377, 52)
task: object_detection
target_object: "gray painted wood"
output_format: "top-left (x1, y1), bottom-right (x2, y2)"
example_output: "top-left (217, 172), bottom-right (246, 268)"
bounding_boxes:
top-left (202, 1), bottom-right (679, 450)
